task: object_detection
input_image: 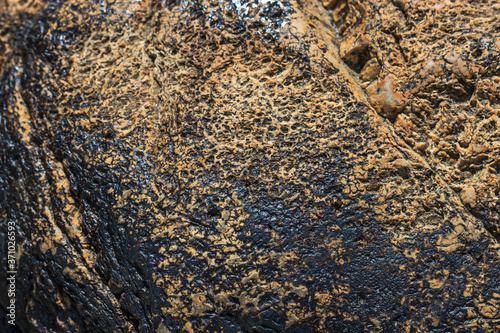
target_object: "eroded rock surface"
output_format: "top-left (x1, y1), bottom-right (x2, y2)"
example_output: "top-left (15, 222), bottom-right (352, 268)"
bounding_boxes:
top-left (331, 0), bottom-right (500, 239)
top-left (0, 0), bottom-right (499, 332)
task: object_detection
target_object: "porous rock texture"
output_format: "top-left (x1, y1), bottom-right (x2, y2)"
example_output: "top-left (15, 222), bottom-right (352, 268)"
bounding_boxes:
top-left (0, 0), bottom-right (499, 332)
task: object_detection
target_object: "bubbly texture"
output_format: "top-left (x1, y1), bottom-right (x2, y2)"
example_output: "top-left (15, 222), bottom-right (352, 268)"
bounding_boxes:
top-left (1, 0), bottom-right (499, 332)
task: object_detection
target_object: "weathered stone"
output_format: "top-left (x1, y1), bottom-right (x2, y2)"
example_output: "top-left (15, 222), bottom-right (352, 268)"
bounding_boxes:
top-left (0, 0), bottom-right (499, 332)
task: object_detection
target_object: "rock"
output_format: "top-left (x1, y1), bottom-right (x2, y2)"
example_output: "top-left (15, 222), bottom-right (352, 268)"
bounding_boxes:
top-left (331, 0), bottom-right (500, 239)
top-left (1, 0), bottom-right (499, 332)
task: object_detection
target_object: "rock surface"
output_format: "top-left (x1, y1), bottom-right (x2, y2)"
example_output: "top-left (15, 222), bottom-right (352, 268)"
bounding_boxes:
top-left (0, 0), bottom-right (499, 332)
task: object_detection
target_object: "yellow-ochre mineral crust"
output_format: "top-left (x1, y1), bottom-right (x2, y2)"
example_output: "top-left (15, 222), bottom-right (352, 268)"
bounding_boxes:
top-left (0, 0), bottom-right (499, 332)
